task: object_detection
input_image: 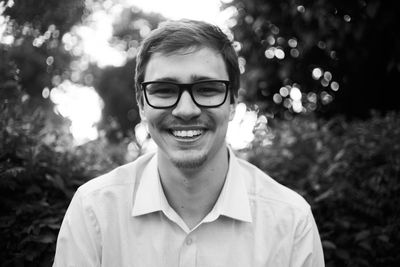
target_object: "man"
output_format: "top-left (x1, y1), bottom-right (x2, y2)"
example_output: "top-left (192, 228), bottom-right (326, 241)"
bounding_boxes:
top-left (53, 20), bottom-right (325, 266)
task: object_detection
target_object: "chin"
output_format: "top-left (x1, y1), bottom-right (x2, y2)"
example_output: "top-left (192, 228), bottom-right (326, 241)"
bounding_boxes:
top-left (170, 152), bottom-right (208, 169)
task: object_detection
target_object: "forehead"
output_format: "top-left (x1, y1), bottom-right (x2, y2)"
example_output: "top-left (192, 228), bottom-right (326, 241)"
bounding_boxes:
top-left (144, 47), bottom-right (229, 83)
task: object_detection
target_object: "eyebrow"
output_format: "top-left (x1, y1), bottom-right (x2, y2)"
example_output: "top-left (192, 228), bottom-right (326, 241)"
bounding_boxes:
top-left (150, 75), bottom-right (221, 83)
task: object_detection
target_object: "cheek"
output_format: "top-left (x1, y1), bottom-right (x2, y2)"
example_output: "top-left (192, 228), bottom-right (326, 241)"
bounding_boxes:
top-left (214, 112), bottom-right (231, 133)
top-left (141, 108), bottom-right (157, 129)
top-left (143, 109), bottom-right (171, 132)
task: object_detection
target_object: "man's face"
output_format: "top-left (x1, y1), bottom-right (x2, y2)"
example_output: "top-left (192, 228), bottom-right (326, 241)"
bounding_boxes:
top-left (140, 47), bottom-right (235, 169)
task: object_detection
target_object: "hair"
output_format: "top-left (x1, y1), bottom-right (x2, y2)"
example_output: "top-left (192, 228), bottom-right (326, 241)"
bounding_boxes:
top-left (134, 19), bottom-right (240, 106)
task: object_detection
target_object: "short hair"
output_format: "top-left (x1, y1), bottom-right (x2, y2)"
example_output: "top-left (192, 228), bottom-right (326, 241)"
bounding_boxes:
top-left (134, 19), bottom-right (240, 106)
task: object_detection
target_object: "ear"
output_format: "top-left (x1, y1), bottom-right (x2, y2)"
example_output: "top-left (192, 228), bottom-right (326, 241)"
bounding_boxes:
top-left (229, 96), bottom-right (237, 121)
top-left (138, 103), bottom-right (146, 122)
top-left (136, 91), bottom-right (146, 119)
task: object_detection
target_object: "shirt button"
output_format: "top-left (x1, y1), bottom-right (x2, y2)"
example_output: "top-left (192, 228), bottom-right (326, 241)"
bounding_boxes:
top-left (186, 237), bottom-right (193, 245)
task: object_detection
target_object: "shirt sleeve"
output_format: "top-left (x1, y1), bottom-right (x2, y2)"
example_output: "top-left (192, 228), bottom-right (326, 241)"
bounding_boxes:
top-left (53, 190), bottom-right (102, 267)
top-left (290, 209), bottom-right (325, 267)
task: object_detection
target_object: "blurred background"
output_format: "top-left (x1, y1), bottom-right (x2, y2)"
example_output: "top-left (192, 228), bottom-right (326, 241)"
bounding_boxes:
top-left (0, 0), bottom-right (399, 266)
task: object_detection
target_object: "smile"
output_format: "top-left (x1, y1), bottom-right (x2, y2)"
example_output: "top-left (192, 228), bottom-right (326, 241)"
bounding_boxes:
top-left (171, 129), bottom-right (203, 138)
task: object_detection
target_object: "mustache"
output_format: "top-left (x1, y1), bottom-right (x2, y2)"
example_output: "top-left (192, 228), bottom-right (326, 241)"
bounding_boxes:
top-left (154, 113), bottom-right (216, 129)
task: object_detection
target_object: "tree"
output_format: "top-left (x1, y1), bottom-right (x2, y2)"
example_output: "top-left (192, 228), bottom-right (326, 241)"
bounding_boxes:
top-left (1, 0), bottom-right (85, 108)
top-left (223, 0), bottom-right (400, 119)
top-left (88, 7), bottom-right (165, 137)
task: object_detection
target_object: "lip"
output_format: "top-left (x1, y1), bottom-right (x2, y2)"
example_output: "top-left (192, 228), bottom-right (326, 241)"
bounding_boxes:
top-left (165, 127), bottom-right (208, 143)
top-left (167, 125), bottom-right (208, 131)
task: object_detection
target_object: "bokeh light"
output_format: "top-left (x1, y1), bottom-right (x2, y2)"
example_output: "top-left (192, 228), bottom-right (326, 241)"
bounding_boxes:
top-left (279, 86), bottom-right (289, 97)
top-left (307, 92), bottom-right (317, 103)
top-left (0, 0), bottom-right (14, 45)
top-left (267, 36), bottom-right (275, 45)
top-left (42, 87), bottom-right (50, 99)
top-left (320, 91), bottom-right (333, 105)
top-left (290, 48), bottom-right (299, 58)
top-left (50, 81), bottom-right (103, 145)
top-left (273, 93), bottom-right (282, 104)
top-left (227, 103), bottom-right (258, 150)
top-left (331, 81), bottom-right (340, 91)
top-left (297, 5), bottom-right (305, 13)
top-left (292, 100), bottom-right (303, 113)
top-left (274, 48), bottom-right (285, 59)
top-left (312, 68), bottom-right (323, 80)
top-left (321, 78), bottom-right (329, 87)
top-left (290, 86), bottom-right (302, 101)
top-left (265, 48), bottom-right (275, 59)
top-left (324, 71), bottom-right (332, 81)
top-left (288, 38), bottom-right (297, 48)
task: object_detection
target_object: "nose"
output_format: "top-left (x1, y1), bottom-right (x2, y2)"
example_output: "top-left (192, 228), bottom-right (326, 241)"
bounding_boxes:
top-left (171, 91), bottom-right (201, 120)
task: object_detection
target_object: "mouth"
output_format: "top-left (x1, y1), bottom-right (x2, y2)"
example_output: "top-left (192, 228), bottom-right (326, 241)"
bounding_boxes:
top-left (158, 117), bottom-right (214, 142)
top-left (171, 129), bottom-right (204, 139)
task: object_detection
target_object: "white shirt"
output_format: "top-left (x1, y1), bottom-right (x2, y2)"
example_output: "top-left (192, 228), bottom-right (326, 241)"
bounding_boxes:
top-left (53, 149), bottom-right (324, 267)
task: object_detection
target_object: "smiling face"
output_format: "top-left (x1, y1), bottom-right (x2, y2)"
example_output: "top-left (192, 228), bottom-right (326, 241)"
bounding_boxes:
top-left (140, 47), bottom-right (235, 169)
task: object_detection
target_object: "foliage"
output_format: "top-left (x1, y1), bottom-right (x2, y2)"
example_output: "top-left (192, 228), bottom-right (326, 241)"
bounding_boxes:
top-left (1, 0), bottom-right (85, 106)
top-left (246, 112), bottom-right (400, 266)
top-left (0, 69), bottom-right (131, 266)
top-left (90, 8), bottom-right (165, 136)
top-left (223, 0), bottom-right (400, 118)
top-left (3, 0), bottom-right (85, 35)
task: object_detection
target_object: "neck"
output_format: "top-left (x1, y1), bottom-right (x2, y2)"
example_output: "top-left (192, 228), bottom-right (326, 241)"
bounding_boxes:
top-left (157, 146), bottom-right (229, 229)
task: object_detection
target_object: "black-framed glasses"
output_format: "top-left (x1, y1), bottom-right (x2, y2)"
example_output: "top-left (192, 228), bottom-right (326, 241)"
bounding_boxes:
top-left (141, 80), bottom-right (230, 109)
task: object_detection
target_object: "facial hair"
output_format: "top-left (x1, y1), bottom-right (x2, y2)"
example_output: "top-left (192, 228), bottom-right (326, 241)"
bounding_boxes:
top-left (152, 112), bottom-right (216, 169)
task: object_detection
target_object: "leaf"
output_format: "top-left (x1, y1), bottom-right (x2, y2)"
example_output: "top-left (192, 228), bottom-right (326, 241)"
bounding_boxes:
top-left (336, 249), bottom-right (350, 260)
top-left (334, 149), bottom-right (345, 161)
top-left (314, 188), bottom-right (334, 202)
top-left (35, 233), bottom-right (56, 244)
top-left (0, 215), bottom-right (16, 228)
top-left (324, 162), bottom-right (348, 177)
top-left (377, 235), bottom-right (390, 243)
top-left (46, 173), bottom-right (66, 191)
top-left (1, 166), bottom-right (25, 178)
top-left (322, 240), bottom-right (337, 250)
top-left (26, 184), bottom-right (42, 195)
top-left (355, 230), bottom-right (370, 242)
top-left (359, 241), bottom-right (372, 251)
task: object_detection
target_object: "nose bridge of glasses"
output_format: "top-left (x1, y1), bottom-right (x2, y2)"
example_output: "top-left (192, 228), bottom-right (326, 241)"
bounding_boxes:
top-left (172, 92), bottom-right (201, 120)
top-left (178, 83), bottom-right (193, 94)
top-left (177, 83), bottom-right (197, 104)
top-left (177, 84), bottom-right (197, 106)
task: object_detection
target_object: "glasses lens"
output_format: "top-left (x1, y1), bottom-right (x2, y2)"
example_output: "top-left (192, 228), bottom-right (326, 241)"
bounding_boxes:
top-left (192, 81), bottom-right (227, 106)
top-left (145, 83), bottom-right (179, 107)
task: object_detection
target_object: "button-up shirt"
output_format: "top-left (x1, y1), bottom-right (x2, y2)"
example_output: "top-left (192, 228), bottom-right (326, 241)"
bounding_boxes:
top-left (53, 149), bottom-right (324, 267)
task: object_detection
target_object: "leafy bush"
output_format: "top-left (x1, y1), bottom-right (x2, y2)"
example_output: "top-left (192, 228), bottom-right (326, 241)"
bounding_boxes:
top-left (246, 113), bottom-right (400, 267)
top-left (0, 86), bottom-right (131, 266)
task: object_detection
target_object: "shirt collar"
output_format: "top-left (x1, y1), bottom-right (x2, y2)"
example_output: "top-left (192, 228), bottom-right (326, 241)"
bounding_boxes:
top-left (216, 147), bottom-right (252, 223)
top-left (131, 148), bottom-right (252, 223)
top-left (131, 154), bottom-right (163, 216)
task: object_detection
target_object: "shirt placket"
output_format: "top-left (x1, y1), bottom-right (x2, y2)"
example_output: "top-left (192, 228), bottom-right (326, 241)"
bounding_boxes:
top-left (179, 234), bottom-right (197, 267)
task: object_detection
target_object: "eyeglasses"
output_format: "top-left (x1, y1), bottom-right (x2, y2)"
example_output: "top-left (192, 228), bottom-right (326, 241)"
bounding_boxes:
top-left (141, 80), bottom-right (230, 109)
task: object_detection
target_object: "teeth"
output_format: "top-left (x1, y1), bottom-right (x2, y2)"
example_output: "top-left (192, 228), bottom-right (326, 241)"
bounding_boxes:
top-left (172, 130), bottom-right (203, 138)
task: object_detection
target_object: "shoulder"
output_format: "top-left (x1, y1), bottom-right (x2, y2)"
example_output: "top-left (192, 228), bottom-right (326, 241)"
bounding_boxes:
top-left (76, 152), bottom-right (155, 200)
top-left (236, 157), bottom-right (311, 215)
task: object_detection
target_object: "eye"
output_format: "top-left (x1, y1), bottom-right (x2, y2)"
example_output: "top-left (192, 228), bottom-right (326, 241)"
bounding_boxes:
top-left (194, 82), bottom-right (226, 96)
top-left (146, 83), bottom-right (178, 98)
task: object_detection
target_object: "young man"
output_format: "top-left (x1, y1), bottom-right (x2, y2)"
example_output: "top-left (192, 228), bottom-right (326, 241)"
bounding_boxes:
top-left (53, 20), bottom-right (325, 266)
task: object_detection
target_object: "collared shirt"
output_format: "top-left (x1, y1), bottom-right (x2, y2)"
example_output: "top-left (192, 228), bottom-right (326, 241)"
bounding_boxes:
top-left (53, 149), bottom-right (325, 267)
